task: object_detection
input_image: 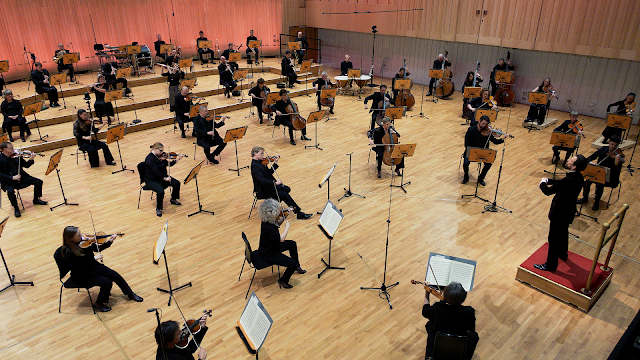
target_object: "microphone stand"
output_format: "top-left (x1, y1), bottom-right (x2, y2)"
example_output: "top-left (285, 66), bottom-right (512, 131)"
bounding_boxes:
top-left (366, 27), bottom-right (378, 88)
top-left (149, 308), bottom-right (168, 360)
top-left (410, 82), bottom-right (428, 119)
top-left (482, 107), bottom-right (513, 214)
top-left (338, 152), bottom-right (364, 201)
top-left (625, 130), bottom-right (638, 175)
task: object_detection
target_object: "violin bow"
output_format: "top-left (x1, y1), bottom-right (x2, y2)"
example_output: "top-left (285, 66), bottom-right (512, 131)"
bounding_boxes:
top-left (172, 294), bottom-right (205, 350)
top-left (17, 146), bottom-right (22, 181)
top-left (88, 211), bottom-right (103, 262)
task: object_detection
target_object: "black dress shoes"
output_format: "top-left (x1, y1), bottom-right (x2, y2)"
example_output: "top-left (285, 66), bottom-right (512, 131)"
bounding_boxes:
top-left (478, 179), bottom-right (486, 186)
top-left (278, 280), bottom-right (293, 289)
top-left (533, 263), bottom-right (555, 271)
top-left (301, 135), bottom-right (311, 141)
top-left (170, 199), bottom-right (182, 205)
top-left (107, 162), bottom-right (116, 166)
top-left (93, 303), bottom-right (111, 312)
top-left (592, 202), bottom-right (600, 211)
top-left (33, 198), bottom-right (48, 205)
top-left (296, 267), bottom-right (307, 274)
top-left (576, 197), bottom-right (587, 204)
top-left (290, 139), bottom-right (296, 146)
top-left (156, 209), bottom-right (162, 217)
top-left (377, 170), bottom-right (381, 178)
top-left (128, 293), bottom-right (144, 302)
top-left (296, 212), bottom-right (312, 220)
top-left (462, 175), bottom-right (469, 184)
top-left (14, 209), bottom-right (20, 218)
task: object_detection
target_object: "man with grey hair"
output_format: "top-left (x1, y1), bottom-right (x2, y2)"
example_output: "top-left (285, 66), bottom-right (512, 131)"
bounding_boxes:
top-left (192, 105), bottom-right (227, 164)
top-left (221, 43), bottom-right (239, 71)
top-left (312, 71), bottom-right (334, 114)
top-left (426, 53), bottom-right (451, 96)
top-left (1, 89), bottom-right (31, 142)
top-left (174, 86), bottom-right (192, 138)
top-left (218, 56), bottom-right (237, 98)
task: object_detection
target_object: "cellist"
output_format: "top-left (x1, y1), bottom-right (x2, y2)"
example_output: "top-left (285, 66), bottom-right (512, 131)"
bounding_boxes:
top-left (368, 117), bottom-right (403, 179)
top-left (249, 78), bottom-right (270, 124)
top-left (312, 71), bottom-right (334, 114)
top-left (270, 90), bottom-right (311, 146)
top-left (364, 84), bottom-right (392, 131)
top-left (391, 67), bottom-right (410, 102)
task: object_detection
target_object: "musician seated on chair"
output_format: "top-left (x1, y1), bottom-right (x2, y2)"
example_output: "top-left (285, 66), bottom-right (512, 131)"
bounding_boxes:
top-left (391, 67), bottom-right (411, 102)
top-left (525, 77), bottom-right (557, 125)
top-left (258, 198), bottom-right (307, 289)
top-left (427, 53), bottom-right (451, 96)
top-left (293, 31), bottom-right (308, 65)
top-left (462, 71), bottom-right (483, 118)
top-left (489, 57), bottom-right (513, 96)
top-left (0, 142), bottom-right (48, 218)
top-left (340, 54), bottom-right (352, 76)
top-left (155, 314), bottom-right (209, 360)
top-left (551, 111), bottom-right (583, 168)
top-left (466, 88), bottom-right (496, 126)
top-left (312, 71), bottom-right (334, 114)
top-left (174, 86), bottom-right (193, 138)
top-left (281, 51), bottom-right (298, 88)
top-left (422, 282), bottom-right (478, 360)
top-left (249, 78), bottom-right (270, 124)
top-left (270, 90), bottom-right (310, 146)
top-left (368, 117), bottom-right (403, 179)
top-left (154, 34), bottom-right (167, 61)
top-left (54, 43), bottom-right (75, 82)
top-left (364, 85), bottom-right (392, 131)
top-left (250, 146), bottom-right (312, 220)
top-left (462, 115), bottom-right (506, 186)
top-left (246, 30), bottom-right (259, 65)
top-left (602, 92), bottom-right (635, 143)
top-left (145, 142), bottom-right (184, 217)
top-left (577, 135), bottom-right (624, 211)
top-left (217, 56), bottom-right (237, 98)
top-left (192, 105), bottom-right (227, 165)
top-left (73, 109), bottom-right (116, 168)
top-left (31, 62), bottom-right (60, 107)
top-left (101, 62), bottom-right (131, 96)
top-left (197, 31), bottom-right (215, 65)
top-left (1, 89), bottom-right (31, 142)
top-left (220, 43), bottom-right (239, 71)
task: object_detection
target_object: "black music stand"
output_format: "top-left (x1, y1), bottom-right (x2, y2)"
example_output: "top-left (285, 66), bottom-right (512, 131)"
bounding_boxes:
top-left (23, 101), bottom-right (48, 142)
top-left (339, 152), bottom-right (365, 201)
top-left (317, 163), bottom-right (338, 214)
top-left (154, 221), bottom-right (192, 306)
top-left (576, 164), bottom-right (609, 222)
top-left (0, 216), bottom-right (34, 293)
top-left (225, 126), bottom-right (249, 176)
top-left (305, 110), bottom-right (325, 150)
top-left (317, 200), bottom-right (345, 279)
top-left (185, 160), bottom-right (214, 217)
top-left (106, 123), bottom-right (133, 174)
top-left (47, 149), bottom-right (79, 211)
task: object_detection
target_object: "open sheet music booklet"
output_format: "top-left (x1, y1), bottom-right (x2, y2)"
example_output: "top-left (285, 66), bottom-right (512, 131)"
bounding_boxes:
top-left (319, 200), bottom-right (343, 239)
top-left (425, 252), bottom-right (477, 291)
top-left (237, 292), bottom-right (273, 351)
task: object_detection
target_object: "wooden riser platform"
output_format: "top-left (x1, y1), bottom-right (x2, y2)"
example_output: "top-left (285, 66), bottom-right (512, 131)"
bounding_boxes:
top-left (522, 117), bottom-right (558, 130)
top-left (591, 136), bottom-right (636, 150)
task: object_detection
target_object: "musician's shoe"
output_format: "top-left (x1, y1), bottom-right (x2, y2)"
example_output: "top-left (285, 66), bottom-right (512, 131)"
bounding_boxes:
top-left (426, 92), bottom-right (432, 96)
top-left (181, 131), bottom-right (186, 138)
top-left (278, 280), bottom-right (293, 289)
top-left (478, 179), bottom-right (486, 186)
top-left (576, 197), bottom-right (587, 204)
top-left (93, 303), bottom-right (111, 312)
top-left (301, 135), bottom-right (311, 141)
top-left (20, 136), bottom-right (26, 142)
top-left (296, 80), bottom-right (302, 84)
top-left (377, 170), bottom-right (381, 178)
top-left (107, 162), bottom-right (116, 166)
top-left (462, 175), bottom-right (469, 184)
top-left (592, 202), bottom-right (600, 211)
top-left (7, 135), bottom-right (13, 142)
top-left (211, 158), bottom-right (219, 164)
top-left (156, 209), bottom-right (162, 217)
top-left (329, 109), bottom-right (334, 114)
top-left (395, 169), bottom-right (402, 177)
top-left (537, 120), bottom-right (544, 125)
top-left (127, 293), bottom-right (144, 302)
top-left (14, 209), bottom-right (20, 218)
top-left (296, 267), bottom-right (307, 274)
top-left (533, 263), bottom-right (554, 271)
top-left (33, 198), bottom-right (48, 205)
top-left (290, 139), bottom-right (296, 145)
top-left (50, 103), bottom-right (60, 108)
top-left (170, 199), bottom-right (182, 206)
top-left (551, 155), bottom-right (559, 164)
top-left (296, 212), bottom-right (313, 220)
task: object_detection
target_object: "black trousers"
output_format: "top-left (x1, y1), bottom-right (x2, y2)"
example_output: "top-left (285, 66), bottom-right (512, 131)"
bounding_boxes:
top-left (261, 240), bottom-right (300, 283)
top-left (489, 79), bottom-right (498, 96)
top-left (546, 219), bottom-right (569, 270)
top-left (428, 77), bottom-right (436, 93)
top-left (583, 180), bottom-right (617, 202)
top-left (601, 126), bottom-right (623, 143)
top-left (36, 85), bottom-right (59, 104)
top-left (74, 264), bottom-right (133, 305)
top-left (198, 48), bottom-right (215, 63)
top-left (527, 103), bottom-right (548, 124)
top-left (199, 136), bottom-right (227, 162)
top-left (252, 100), bottom-right (265, 122)
top-left (463, 157), bottom-right (492, 181)
top-left (79, 140), bottom-right (114, 167)
top-left (374, 147), bottom-right (404, 172)
top-left (176, 114), bottom-right (191, 132)
top-left (275, 117), bottom-right (306, 140)
top-left (106, 76), bottom-right (127, 91)
top-left (58, 63), bottom-right (74, 80)
top-left (3, 116), bottom-right (31, 137)
top-left (370, 112), bottom-right (381, 131)
top-left (221, 79), bottom-right (237, 94)
top-left (316, 95), bottom-right (334, 111)
top-left (295, 50), bottom-right (305, 64)
top-left (246, 48), bottom-right (259, 61)
top-left (94, 100), bottom-right (114, 118)
top-left (285, 71), bottom-right (298, 87)
top-left (146, 178), bottom-right (180, 210)
top-left (276, 184), bottom-right (300, 212)
top-left (4, 175), bottom-right (43, 209)
top-left (552, 145), bottom-right (575, 163)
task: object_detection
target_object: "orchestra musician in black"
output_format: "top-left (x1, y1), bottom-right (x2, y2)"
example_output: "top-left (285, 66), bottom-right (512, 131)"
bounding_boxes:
top-left (462, 115), bottom-right (506, 186)
top-left (426, 53), bottom-right (451, 96)
top-left (218, 56), bottom-right (237, 98)
top-left (577, 136), bottom-right (624, 211)
top-left (249, 78), bottom-right (270, 124)
top-left (489, 58), bottom-right (514, 96)
top-left (161, 63), bottom-right (185, 112)
top-left (281, 51), bottom-right (298, 88)
top-left (293, 31), bottom-right (308, 65)
top-left (73, 109), bottom-right (115, 168)
top-left (144, 142), bottom-right (184, 217)
top-left (368, 117), bottom-right (403, 179)
top-left (312, 71), bottom-right (334, 114)
top-left (31, 62), bottom-right (60, 107)
top-left (154, 34), bottom-right (167, 61)
top-left (220, 43), bottom-right (239, 71)
top-left (271, 90), bottom-right (310, 146)
top-left (155, 315), bottom-right (209, 360)
top-left (90, 74), bottom-right (115, 125)
top-left (363, 84), bottom-right (392, 131)
top-left (246, 30), bottom-right (260, 65)
top-left (174, 86), bottom-right (193, 138)
top-left (551, 111), bottom-right (583, 167)
top-left (391, 67), bottom-right (410, 102)
top-left (1, 89), bottom-right (31, 142)
top-left (54, 43), bottom-right (75, 82)
top-left (192, 105), bottom-right (227, 165)
top-left (466, 89), bottom-right (497, 126)
top-left (602, 92), bottom-right (635, 143)
top-left (197, 31), bottom-right (215, 65)
top-left (525, 77), bottom-right (557, 125)
top-left (462, 71), bottom-right (483, 119)
top-left (165, 49), bottom-right (180, 67)
top-left (0, 142), bottom-right (48, 218)
top-left (101, 62), bottom-right (131, 96)
top-left (340, 54), bottom-right (353, 76)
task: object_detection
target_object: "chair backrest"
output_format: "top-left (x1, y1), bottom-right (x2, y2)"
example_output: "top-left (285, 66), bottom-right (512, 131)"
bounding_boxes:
top-left (433, 332), bottom-right (468, 360)
top-left (137, 162), bottom-right (146, 185)
top-left (242, 232), bottom-right (253, 265)
top-left (53, 246), bottom-right (71, 281)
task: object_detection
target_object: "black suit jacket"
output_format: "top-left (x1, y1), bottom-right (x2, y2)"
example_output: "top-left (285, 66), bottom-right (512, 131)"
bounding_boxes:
top-left (192, 115), bottom-right (224, 146)
top-left (281, 57), bottom-right (295, 76)
top-left (540, 171), bottom-right (584, 223)
top-left (0, 153), bottom-right (34, 190)
top-left (251, 159), bottom-right (278, 198)
top-left (423, 301), bottom-right (477, 359)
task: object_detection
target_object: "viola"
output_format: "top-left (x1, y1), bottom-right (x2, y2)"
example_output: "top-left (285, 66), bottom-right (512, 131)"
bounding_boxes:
top-left (607, 147), bottom-right (624, 159)
top-left (286, 100), bottom-right (306, 130)
top-left (78, 232), bottom-right (124, 249)
top-left (480, 126), bottom-right (514, 139)
top-left (176, 310), bottom-right (212, 349)
top-left (625, 101), bottom-right (636, 115)
top-left (411, 279), bottom-right (445, 301)
top-left (261, 155), bottom-right (279, 166)
top-left (277, 207), bottom-right (293, 226)
top-left (543, 84), bottom-right (557, 99)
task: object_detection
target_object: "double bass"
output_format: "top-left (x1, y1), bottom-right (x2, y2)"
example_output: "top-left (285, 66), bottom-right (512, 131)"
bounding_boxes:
top-left (375, 90), bottom-right (391, 126)
top-left (496, 51), bottom-right (515, 106)
top-left (394, 58), bottom-right (415, 110)
top-left (320, 81), bottom-right (334, 107)
top-left (287, 99), bottom-right (306, 130)
top-left (435, 51), bottom-right (455, 99)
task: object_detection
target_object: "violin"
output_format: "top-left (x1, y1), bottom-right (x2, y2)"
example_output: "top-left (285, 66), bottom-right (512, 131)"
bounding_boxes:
top-left (411, 279), bottom-right (445, 301)
top-left (261, 155), bottom-right (279, 166)
top-left (78, 232), bottom-right (124, 249)
top-left (607, 147), bottom-right (625, 159)
top-left (543, 84), bottom-right (557, 99)
top-left (286, 100), bottom-right (306, 130)
top-left (277, 207), bottom-right (293, 226)
top-left (159, 152), bottom-right (188, 161)
top-left (568, 120), bottom-right (586, 137)
top-left (480, 125), bottom-right (514, 139)
top-left (11, 150), bottom-right (45, 158)
top-left (176, 310), bottom-right (212, 349)
top-left (625, 101), bottom-right (636, 115)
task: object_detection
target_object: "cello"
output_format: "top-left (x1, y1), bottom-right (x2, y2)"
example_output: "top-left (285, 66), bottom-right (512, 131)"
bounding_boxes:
top-left (394, 59), bottom-right (415, 110)
top-left (435, 51), bottom-right (455, 99)
top-left (286, 99), bottom-right (306, 130)
top-left (319, 80), bottom-right (334, 107)
top-left (496, 51), bottom-right (515, 106)
top-left (381, 122), bottom-right (399, 166)
top-left (260, 86), bottom-right (272, 114)
top-left (376, 90), bottom-right (391, 126)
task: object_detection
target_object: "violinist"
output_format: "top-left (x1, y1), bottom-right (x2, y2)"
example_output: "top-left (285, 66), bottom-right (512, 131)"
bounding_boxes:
top-left (312, 71), bottom-right (334, 114)
top-left (602, 92), bottom-right (635, 143)
top-left (577, 136), bottom-right (624, 211)
top-left (54, 43), bottom-right (75, 82)
top-left (31, 62), bottom-right (60, 108)
top-left (250, 146), bottom-right (312, 220)
top-left (489, 58), bottom-right (514, 96)
top-left (271, 90), bottom-right (311, 146)
top-left (89, 74), bottom-right (115, 125)
top-left (155, 315), bottom-right (208, 360)
top-left (145, 142), bottom-right (184, 217)
top-left (154, 34), bottom-right (167, 61)
top-left (340, 54), bottom-right (352, 76)
top-left (101, 61), bottom-right (131, 96)
top-left (1, 89), bottom-right (31, 142)
top-left (162, 63), bottom-right (185, 112)
top-left (192, 105), bottom-right (227, 164)
top-left (73, 109), bottom-right (116, 168)
top-left (391, 67), bottom-right (410, 102)
top-left (0, 142), bottom-right (47, 217)
top-left (197, 31), bottom-right (215, 65)
top-left (217, 56), bottom-right (237, 98)
top-left (258, 198), bottom-right (307, 289)
top-left (246, 30), bottom-right (259, 65)
top-left (462, 71), bottom-right (483, 119)
top-left (551, 111), bottom-right (583, 167)
top-left (281, 51), bottom-right (298, 88)
top-left (367, 117), bottom-right (403, 179)
top-left (422, 281), bottom-right (478, 360)
top-left (166, 49), bottom-right (181, 68)
top-left (363, 84), bottom-right (392, 131)
top-left (174, 86), bottom-right (193, 138)
top-left (466, 89), bottom-right (497, 126)
top-left (426, 53), bottom-right (451, 97)
top-left (249, 78), bottom-right (270, 124)
top-left (60, 226), bottom-right (142, 313)
top-left (525, 77), bottom-right (556, 125)
top-left (221, 43), bottom-right (240, 72)
top-left (462, 115), bottom-right (506, 185)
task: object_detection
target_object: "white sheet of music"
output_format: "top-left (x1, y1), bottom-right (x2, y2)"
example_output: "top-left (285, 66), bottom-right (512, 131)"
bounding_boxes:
top-left (319, 162), bottom-right (337, 188)
top-left (425, 253), bottom-right (476, 291)
top-left (154, 222), bottom-right (168, 263)
top-left (239, 293), bottom-right (272, 351)
top-left (449, 261), bottom-right (475, 291)
top-left (426, 256), bottom-right (451, 287)
top-left (319, 200), bottom-right (343, 238)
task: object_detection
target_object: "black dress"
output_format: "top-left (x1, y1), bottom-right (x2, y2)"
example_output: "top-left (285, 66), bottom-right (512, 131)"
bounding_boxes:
top-left (258, 221), bottom-right (300, 283)
top-left (92, 85), bottom-right (114, 118)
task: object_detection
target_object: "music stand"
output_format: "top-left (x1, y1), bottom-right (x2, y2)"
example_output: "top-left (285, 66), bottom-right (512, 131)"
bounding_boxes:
top-left (463, 87), bottom-right (481, 99)
top-left (23, 101), bottom-right (48, 142)
top-left (126, 45), bottom-right (142, 74)
top-left (62, 52), bottom-right (80, 84)
top-left (198, 40), bottom-right (213, 67)
top-left (105, 89), bottom-right (124, 124)
top-left (185, 160), bottom-right (214, 217)
top-left (545, 131), bottom-right (580, 178)
top-left (476, 109), bottom-right (498, 123)
top-left (494, 71), bottom-right (513, 83)
top-left (116, 66), bottom-right (132, 79)
top-left (154, 221), bottom-right (192, 306)
top-left (189, 102), bottom-right (206, 118)
top-left (384, 106), bottom-right (405, 126)
top-left (106, 123), bottom-right (133, 174)
top-left (347, 69), bottom-right (361, 96)
top-left (288, 41), bottom-right (301, 64)
top-left (159, 44), bottom-right (173, 56)
top-left (389, 143), bottom-right (415, 193)
top-left (0, 216), bottom-right (34, 293)
top-left (606, 113), bottom-right (632, 140)
top-left (525, 92), bottom-right (549, 131)
top-left (179, 59), bottom-right (193, 73)
top-left (305, 110), bottom-right (325, 150)
top-left (320, 88), bottom-right (337, 121)
top-left (317, 200), bottom-right (345, 279)
top-left (0, 60), bottom-right (8, 80)
top-left (180, 78), bottom-right (196, 90)
top-left (461, 147), bottom-right (496, 204)
top-left (265, 93), bottom-right (279, 125)
top-left (47, 149), bottom-right (78, 210)
top-left (317, 163), bottom-right (338, 214)
top-left (233, 70), bottom-right (249, 102)
top-left (394, 79), bottom-right (411, 96)
top-left (248, 40), bottom-right (262, 74)
top-left (0, 134), bottom-right (7, 143)
top-left (225, 126), bottom-right (248, 176)
top-left (577, 164), bottom-right (610, 222)
top-left (299, 60), bottom-right (313, 95)
top-left (428, 69), bottom-right (444, 103)
top-left (50, 73), bottom-right (72, 110)
top-left (229, 52), bottom-right (241, 64)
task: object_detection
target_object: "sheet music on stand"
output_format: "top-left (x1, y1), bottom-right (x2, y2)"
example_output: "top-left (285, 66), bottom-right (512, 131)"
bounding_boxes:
top-left (153, 221), bottom-right (168, 264)
top-left (236, 292), bottom-right (273, 354)
top-left (319, 200), bottom-right (344, 239)
top-left (425, 252), bottom-right (476, 291)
